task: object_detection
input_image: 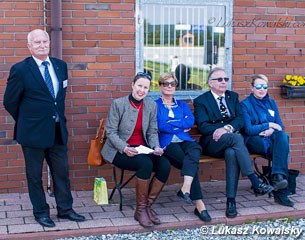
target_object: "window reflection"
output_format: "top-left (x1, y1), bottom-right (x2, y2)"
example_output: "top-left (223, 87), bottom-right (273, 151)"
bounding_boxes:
top-left (141, 4), bottom-right (226, 92)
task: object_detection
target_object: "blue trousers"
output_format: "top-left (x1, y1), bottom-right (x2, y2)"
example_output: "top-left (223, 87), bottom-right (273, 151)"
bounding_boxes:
top-left (246, 130), bottom-right (289, 197)
top-left (164, 141), bottom-right (203, 201)
top-left (246, 131), bottom-right (289, 177)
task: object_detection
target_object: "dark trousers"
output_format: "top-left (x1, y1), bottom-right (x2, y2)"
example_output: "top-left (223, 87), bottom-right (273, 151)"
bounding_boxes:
top-left (202, 133), bottom-right (254, 198)
top-left (113, 152), bottom-right (171, 183)
top-left (21, 123), bottom-right (73, 218)
top-left (246, 131), bottom-right (289, 197)
top-left (246, 131), bottom-right (289, 177)
top-left (164, 141), bottom-right (203, 200)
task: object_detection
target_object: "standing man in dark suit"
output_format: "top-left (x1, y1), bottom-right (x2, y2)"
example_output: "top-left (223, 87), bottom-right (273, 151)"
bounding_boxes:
top-left (3, 29), bottom-right (85, 227)
top-left (193, 67), bottom-right (273, 218)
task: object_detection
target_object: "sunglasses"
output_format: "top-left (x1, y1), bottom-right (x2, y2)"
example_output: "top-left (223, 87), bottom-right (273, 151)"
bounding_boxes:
top-left (160, 81), bottom-right (178, 87)
top-left (135, 72), bottom-right (152, 81)
top-left (211, 77), bottom-right (229, 82)
top-left (254, 84), bottom-right (268, 90)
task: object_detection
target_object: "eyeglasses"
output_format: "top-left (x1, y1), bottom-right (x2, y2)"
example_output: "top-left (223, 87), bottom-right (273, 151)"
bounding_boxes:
top-left (135, 72), bottom-right (152, 81)
top-left (254, 84), bottom-right (268, 90)
top-left (160, 81), bottom-right (178, 87)
top-left (211, 77), bottom-right (229, 82)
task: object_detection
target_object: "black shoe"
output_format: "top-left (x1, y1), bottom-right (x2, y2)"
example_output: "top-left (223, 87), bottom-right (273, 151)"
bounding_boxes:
top-left (225, 201), bottom-right (237, 218)
top-left (253, 183), bottom-right (274, 196)
top-left (194, 208), bottom-right (212, 222)
top-left (272, 174), bottom-right (288, 191)
top-left (274, 195), bottom-right (294, 207)
top-left (57, 210), bottom-right (86, 222)
top-left (177, 190), bottom-right (192, 204)
top-left (35, 216), bottom-right (55, 227)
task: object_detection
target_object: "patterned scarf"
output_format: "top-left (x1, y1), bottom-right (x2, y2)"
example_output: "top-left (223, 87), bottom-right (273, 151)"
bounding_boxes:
top-left (249, 93), bottom-right (274, 155)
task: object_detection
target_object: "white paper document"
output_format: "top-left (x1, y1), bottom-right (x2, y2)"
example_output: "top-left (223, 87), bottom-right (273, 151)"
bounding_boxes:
top-left (135, 145), bottom-right (154, 154)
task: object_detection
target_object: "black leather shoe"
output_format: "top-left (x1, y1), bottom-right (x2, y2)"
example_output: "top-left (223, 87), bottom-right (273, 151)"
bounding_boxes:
top-left (194, 208), bottom-right (212, 222)
top-left (272, 174), bottom-right (288, 191)
top-left (35, 216), bottom-right (55, 227)
top-left (253, 183), bottom-right (274, 196)
top-left (57, 211), bottom-right (85, 222)
top-left (226, 201), bottom-right (237, 218)
top-left (274, 195), bottom-right (294, 207)
top-left (177, 190), bottom-right (192, 204)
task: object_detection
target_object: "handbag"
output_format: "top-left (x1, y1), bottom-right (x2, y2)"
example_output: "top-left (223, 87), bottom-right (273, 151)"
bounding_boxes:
top-left (88, 118), bottom-right (107, 166)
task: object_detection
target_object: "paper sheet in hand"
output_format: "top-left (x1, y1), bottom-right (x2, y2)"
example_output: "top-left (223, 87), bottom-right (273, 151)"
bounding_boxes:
top-left (135, 145), bottom-right (154, 154)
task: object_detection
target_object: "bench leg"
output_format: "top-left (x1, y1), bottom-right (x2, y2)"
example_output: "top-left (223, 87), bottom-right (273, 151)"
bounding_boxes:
top-left (253, 156), bottom-right (273, 198)
top-left (108, 167), bottom-right (122, 201)
top-left (108, 166), bottom-right (136, 211)
top-left (253, 157), bottom-right (268, 183)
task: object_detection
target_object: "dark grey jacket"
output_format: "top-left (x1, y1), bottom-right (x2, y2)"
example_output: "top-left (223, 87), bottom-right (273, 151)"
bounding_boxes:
top-left (102, 95), bottom-right (160, 163)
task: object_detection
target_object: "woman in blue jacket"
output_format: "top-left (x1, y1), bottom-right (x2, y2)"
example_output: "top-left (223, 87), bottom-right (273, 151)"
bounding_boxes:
top-left (241, 74), bottom-right (293, 207)
top-left (155, 73), bottom-right (211, 222)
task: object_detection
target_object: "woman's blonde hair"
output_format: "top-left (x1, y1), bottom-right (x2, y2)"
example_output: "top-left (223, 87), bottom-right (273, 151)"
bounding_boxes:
top-left (158, 73), bottom-right (178, 85)
top-left (251, 74), bottom-right (268, 86)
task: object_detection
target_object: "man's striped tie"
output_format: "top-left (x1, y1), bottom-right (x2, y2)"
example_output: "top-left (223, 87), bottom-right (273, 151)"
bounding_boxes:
top-left (42, 61), bottom-right (55, 99)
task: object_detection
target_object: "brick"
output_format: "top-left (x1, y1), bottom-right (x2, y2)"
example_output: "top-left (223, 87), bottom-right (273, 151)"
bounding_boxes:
top-left (85, 4), bottom-right (109, 10)
top-left (97, 11), bottom-right (121, 18)
top-left (1, 0), bottom-right (305, 195)
top-left (110, 3), bottom-right (134, 11)
top-left (235, 1), bottom-right (255, 7)
top-left (86, 33), bottom-right (111, 40)
top-left (111, 33), bottom-right (134, 40)
top-left (111, 19), bottom-right (134, 25)
top-left (79, 219), bottom-right (113, 228)
top-left (276, 2), bottom-right (297, 8)
top-left (0, 226), bottom-right (7, 235)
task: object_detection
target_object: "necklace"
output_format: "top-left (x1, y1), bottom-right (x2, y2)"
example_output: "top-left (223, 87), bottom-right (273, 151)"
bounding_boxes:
top-left (161, 96), bottom-right (178, 111)
top-left (129, 100), bottom-right (143, 110)
top-left (161, 96), bottom-right (173, 105)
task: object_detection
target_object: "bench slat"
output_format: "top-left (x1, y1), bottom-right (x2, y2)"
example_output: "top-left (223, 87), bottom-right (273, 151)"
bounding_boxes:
top-left (199, 154), bottom-right (264, 163)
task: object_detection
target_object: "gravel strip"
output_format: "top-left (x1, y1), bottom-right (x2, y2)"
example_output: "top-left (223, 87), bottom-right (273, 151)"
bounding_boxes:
top-left (57, 218), bottom-right (305, 240)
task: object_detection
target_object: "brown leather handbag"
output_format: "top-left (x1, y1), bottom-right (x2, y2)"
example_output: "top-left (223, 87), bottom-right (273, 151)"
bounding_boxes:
top-left (88, 118), bottom-right (107, 166)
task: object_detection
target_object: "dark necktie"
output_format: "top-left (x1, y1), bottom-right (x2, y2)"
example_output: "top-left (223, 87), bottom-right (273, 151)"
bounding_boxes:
top-left (218, 96), bottom-right (229, 119)
top-left (42, 61), bottom-right (55, 98)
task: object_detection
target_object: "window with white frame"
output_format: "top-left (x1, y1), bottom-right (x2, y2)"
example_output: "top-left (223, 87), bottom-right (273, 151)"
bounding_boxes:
top-left (136, 0), bottom-right (233, 99)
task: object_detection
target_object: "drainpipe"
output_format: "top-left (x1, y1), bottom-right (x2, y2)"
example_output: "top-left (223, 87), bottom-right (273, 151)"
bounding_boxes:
top-left (50, 0), bottom-right (62, 59)
top-left (45, 0), bottom-right (63, 197)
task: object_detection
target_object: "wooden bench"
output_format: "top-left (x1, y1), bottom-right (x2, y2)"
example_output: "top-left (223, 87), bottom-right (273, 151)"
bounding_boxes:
top-left (108, 127), bottom-right (272, 210)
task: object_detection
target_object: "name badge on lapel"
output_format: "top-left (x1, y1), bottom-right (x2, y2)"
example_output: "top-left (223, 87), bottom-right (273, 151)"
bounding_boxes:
top-left (63, 80), bottom-right (68, 88)
top-left (268, 109), bottom-right (275, 117)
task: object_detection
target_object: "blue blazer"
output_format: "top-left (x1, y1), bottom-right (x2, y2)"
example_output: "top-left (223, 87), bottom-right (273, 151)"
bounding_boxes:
top-left (155, 97), bottom-right (195, 148)
top-left (4, 56), bottom-right (68, 148)
top-left (241, 94), bottom-right (284, 138)
top-left (193, 90), bottom-right (244, 148)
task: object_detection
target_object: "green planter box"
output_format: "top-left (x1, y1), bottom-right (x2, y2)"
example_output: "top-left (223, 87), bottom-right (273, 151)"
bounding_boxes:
top-left (280, 85), bottom-right (305, 99)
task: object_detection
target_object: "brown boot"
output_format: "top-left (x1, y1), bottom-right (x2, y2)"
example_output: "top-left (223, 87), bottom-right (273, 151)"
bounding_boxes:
top-left (134, 178), bottom-right (153, 228)
top-left (146, 178), bottom-right (165, 225)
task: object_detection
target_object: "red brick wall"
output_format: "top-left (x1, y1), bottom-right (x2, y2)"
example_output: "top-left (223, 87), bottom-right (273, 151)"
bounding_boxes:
top-left (232, 0), bottom-right (305, 175)
top-left (0, 1), bottom-right (304, 193)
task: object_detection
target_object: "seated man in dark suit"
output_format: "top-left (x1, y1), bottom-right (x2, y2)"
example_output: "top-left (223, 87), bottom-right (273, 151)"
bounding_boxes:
top-left (193, 67), bottom-right (273, 218)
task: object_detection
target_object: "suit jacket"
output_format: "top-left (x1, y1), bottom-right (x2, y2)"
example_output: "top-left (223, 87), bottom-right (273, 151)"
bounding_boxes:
top-left (102, 96), bottom-right (160, 163)
top-left (241, 93), bottom-right (284, 144)
top-left (193, 90), bottom-right (244, 148)
top-left (3, 56), bottom-right (68, 148)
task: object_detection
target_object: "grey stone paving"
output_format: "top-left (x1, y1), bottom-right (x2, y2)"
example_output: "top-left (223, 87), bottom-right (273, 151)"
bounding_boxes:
top-left (0, 175), bottom-right (304, 239)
